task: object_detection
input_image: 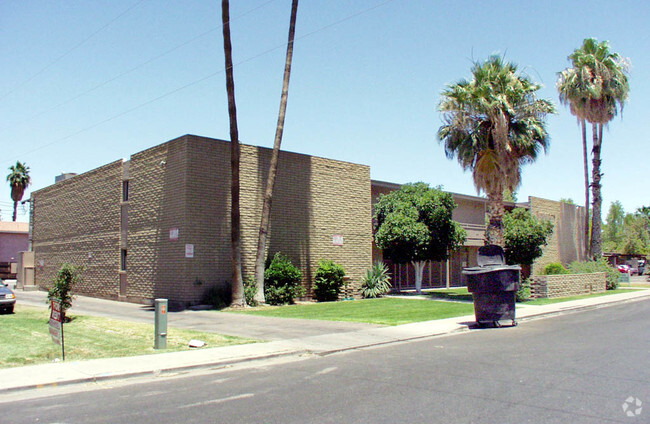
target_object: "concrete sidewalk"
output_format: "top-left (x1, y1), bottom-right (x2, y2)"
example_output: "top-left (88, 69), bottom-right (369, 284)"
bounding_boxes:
top-left (1, 288), bottom-right (649, 395)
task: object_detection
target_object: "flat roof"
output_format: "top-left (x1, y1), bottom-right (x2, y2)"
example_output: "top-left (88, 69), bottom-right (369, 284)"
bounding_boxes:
top-left (0, 221), bottom-right (29, 234)
top-left (371, 179), bottom-right (522, 208)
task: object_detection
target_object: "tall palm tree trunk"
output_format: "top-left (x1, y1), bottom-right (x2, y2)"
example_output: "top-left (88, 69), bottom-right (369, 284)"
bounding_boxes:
top-left (12, 200), bottom-right (18, 221)
top-left (590, 123), bottom-right (603, 260)
top-left (221, 0), bottom-right (245, 307)
top-left (253, 0), bottom-right (299, 303)
top-left (486, 190), bottom-right (505, 246)
top-left (581, 119), bottom-right (591, 258)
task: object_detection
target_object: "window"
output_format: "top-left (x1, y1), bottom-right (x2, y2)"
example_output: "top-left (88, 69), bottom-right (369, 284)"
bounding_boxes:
top-left (122, 180), bottom-right (129, 202)
top-left (120, 249), bottom-right (127, 271)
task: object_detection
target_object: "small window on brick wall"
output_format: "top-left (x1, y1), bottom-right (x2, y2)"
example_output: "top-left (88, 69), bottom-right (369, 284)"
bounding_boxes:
top-left (122, 180), bottom-right (129, 202)
top-left (121, 249), bottom-right (127, 271)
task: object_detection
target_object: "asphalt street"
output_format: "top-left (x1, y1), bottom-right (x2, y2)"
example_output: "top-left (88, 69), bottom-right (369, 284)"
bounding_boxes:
top-left (2, 298), bottom-right (648, 423)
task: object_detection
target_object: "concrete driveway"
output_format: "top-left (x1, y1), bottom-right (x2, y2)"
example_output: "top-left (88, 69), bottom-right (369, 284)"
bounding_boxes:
top-left (14, 290), bottom-right (382, 341)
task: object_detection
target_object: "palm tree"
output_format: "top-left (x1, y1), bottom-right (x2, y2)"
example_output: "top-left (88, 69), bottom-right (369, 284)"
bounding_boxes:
top-left (559, 38), bottom-right (629, 259)
top-left (438, 55), bottom-right (555, 246)
top-left (253, 0), bottom-right (299, 304)
top-left (6, 161), bottom-right (31, 222)
top-left (221, 0), bottom-right (245, 307)
top-left (557, 66), bottom-right (591, 257)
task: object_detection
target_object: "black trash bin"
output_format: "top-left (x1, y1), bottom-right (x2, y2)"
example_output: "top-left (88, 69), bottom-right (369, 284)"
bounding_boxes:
top-left (462, 245), bottom-right (520, 327)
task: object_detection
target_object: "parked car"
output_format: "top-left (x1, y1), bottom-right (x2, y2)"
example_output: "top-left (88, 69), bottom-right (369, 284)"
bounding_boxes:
top-left (0, 280), bottom-right (16, 314)
top-left (617, 264), bottom-right (631, 274)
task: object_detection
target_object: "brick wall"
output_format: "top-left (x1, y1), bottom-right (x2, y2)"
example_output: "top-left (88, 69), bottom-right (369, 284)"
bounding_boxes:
top-left (32, 161), bottom-right (123, 299)
top-left (531, 272), bottom-right (606, 298)
top-left (32, 135), bottom-right (372, 306)
top-left (529, 197), bottom-right (586, 275)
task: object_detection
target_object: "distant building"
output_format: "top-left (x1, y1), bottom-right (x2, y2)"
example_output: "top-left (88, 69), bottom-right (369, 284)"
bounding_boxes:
top-left (0, 221), bottom-right (29, 280)
top-left (371, 182), bottom-right (587, 289)
top-left (0, 221), bottom-right (29, 263)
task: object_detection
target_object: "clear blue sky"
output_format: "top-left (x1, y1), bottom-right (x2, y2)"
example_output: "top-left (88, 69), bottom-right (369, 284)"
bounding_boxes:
top-left (1, 0), bottom-right (648, 222)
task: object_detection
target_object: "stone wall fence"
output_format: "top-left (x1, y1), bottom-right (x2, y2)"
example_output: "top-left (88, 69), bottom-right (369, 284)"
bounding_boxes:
top-left (531, 272), bottom-right (606, 299)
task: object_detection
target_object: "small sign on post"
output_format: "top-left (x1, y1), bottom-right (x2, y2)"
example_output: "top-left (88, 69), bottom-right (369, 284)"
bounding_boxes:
top-left (49, 300), bottom-right (65, 361)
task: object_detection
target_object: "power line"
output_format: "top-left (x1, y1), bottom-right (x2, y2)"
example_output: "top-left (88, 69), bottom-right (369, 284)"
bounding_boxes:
top-left (0, 0), bottom-right (147, 102)
top-left (0, 0), bottom-right (280, 134)
top-left (3, 0), bottom-right (396, 165)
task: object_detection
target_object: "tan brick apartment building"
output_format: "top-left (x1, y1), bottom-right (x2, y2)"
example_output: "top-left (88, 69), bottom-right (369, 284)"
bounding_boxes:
top-left (31, 134), bottom-right (585, 306)
top-left (371, 181), bottom-right (586, 290)
top-left (31, 135), bottom-right (372, 307)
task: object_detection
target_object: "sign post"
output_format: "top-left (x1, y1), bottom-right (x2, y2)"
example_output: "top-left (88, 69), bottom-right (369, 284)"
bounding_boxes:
top-left (49, 300), bottom-right (65, 361)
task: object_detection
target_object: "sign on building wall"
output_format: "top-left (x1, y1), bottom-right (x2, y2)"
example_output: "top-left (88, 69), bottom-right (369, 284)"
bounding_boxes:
top-left (185, 244), bottom-right (194, 258)
top-left (332, 235), bottom-right (344, 246)
top-left (169, 227), bottom-right (179, 241)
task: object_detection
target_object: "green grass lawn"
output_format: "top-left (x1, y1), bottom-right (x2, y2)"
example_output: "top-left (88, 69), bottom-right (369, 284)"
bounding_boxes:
top-left (523, 288), bottom-right (643, 305)
top-left (229, 298), bottom-right (475, 326)
top-left (0, 305), bottom-right (256, 368)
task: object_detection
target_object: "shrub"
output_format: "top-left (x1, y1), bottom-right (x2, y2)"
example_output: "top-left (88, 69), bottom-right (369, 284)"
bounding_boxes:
top-left (569, 259), bottom-right (619, 290)
top-left (202, 284), bottom-right (231, 309)
top-left (516, 278), bottom-right (531, 302)
top-left (47, 263), bottom-right (83, 321)
top-left (543, 262), bottom-right (569, 275)
top-left (264, 253), bottom-right (304, 305)
top-left (361, 262), bottom-right (392, 298)
top-left (244, 276), bottom-right (258, 307)
top-left (313, 260), bottom-right (346, 302)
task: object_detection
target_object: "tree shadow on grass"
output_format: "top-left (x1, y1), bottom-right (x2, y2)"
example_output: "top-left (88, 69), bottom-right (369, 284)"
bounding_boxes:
top-left (428, 292), bottom-right (473, 302)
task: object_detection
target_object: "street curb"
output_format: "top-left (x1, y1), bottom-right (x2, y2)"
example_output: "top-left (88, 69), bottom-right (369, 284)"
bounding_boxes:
top-left (516, 291), bottom-right (650, 323)
top-left (2, 291), bottom-right (649, 395)
top-left (0, 349), bottom-right (310, 395)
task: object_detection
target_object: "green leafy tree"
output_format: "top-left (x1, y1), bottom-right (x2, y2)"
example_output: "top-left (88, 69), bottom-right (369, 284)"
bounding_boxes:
top-left (602, 201), bottom-right (625, 252)
top-left (637, 206), bottom-right (650, 219)
top-left (6, 161), bottom-right (31, 222)
top-left (619, 212), bottom-right (650, 255)
top-left (374, 183), bottom-right (466, 294)
top-left (503, 189), bottom-right (518, 203)
top-left (47, 264), bottom-right (83, 322)
top-left (602, 202), bottom-right (650, 255)
top-left (558, 38), bottom-right (629, 259)
top-left (503, 208), bottom-right (554, 269)
top-left (438, 55), bottom-right (555, 246)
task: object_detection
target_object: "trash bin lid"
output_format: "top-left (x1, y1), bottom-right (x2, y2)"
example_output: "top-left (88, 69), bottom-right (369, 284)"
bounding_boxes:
top-left (477, 245), bottom-right (506, 267)
top-left (461, 264), bottom-right (521, 275)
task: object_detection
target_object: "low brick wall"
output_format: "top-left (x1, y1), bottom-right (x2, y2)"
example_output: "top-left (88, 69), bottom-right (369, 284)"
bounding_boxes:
top-left (531, 272), bottom-right (606, 299)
